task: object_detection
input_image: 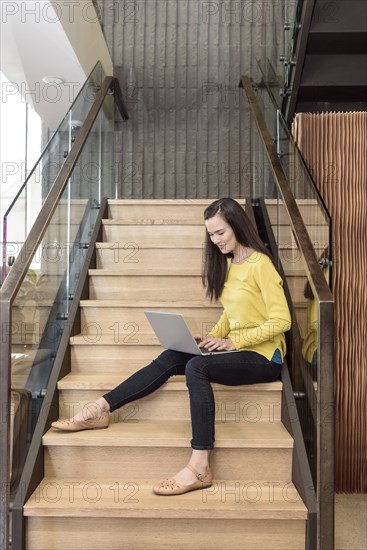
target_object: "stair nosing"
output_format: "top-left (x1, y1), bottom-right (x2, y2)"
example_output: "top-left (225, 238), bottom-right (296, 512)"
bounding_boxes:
top-left (43, 420), bottom-right (293, 449)
top-left (108, 199), bottom-right (247, 205)
top-left (79, 300), bottom-right (220, 308)
top-left (23, 478), bottom-right (307, 520)
top-left (57, 373), bottom-right (283, 392)
top-left (102, 220), bottom-right (206, 225)
top-left (88, 269), bottom-right (305, 277)
top-left (69, 337), bottom-right (161, 346)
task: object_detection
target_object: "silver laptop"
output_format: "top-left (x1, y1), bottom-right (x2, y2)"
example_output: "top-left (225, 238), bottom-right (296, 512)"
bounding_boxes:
top-left (144, 311), bottom-right (238, 356)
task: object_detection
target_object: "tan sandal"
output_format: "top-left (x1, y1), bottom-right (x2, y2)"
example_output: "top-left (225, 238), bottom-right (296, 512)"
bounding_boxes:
top-left (153, 464), bottom-right (212, 496)
top-left (51, 411), bottom-right (109, 432)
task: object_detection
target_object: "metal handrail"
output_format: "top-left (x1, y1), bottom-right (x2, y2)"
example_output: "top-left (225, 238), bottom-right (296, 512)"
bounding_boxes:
top-left (0, 75), bottom-right (128, 550)
top-left (240, 75), bottom-right (334, 550)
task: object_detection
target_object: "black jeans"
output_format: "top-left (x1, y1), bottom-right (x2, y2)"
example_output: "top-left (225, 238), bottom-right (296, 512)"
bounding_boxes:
top-left (103, 349), bottom-right (282, 450)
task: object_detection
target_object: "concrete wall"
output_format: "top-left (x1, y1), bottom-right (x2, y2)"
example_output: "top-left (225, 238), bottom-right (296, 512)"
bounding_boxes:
top-left (95, 0), bottom-right (290, 198)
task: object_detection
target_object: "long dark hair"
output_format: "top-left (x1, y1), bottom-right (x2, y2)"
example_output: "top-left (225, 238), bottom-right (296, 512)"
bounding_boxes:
top-left (202, 198), bottom-right (274, 301)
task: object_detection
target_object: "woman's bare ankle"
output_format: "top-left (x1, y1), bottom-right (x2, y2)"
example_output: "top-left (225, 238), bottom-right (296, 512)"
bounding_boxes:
top-left (188, 450), bottom-right (210, 472)
top-left (73, 398), bottom-right (110, 421)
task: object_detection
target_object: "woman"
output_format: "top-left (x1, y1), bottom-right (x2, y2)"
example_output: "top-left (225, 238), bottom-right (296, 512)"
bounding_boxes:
top-left (52, 198), bottom-right (291, 496)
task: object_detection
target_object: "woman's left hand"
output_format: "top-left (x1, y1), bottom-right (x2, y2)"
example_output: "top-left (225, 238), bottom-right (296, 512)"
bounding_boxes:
top-left (198, 336), bottom-right (236, 352)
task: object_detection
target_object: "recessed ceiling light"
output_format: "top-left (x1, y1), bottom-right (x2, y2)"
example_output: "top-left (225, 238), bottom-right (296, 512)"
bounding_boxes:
top-left (42, 76), bottom-right (65, 84)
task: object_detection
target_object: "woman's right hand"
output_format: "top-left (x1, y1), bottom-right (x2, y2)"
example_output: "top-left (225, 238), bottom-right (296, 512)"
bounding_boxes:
top-left (198, 336), bottom-right (236, 351)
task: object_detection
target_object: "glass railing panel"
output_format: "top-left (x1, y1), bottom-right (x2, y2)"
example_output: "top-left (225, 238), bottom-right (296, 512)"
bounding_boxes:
top-left (9, 85), bottom-right (115, 497)
top-left (253, 0), bottom-right (301, 102)
top-left (249, 107), bottom-right (319, 485)
top-left (69, 62), bottom-right (104, 140)
top-left (2, 62), bottom-right (105, 283)
top-left (253, 79), bottom-right (332, 275)
top-left (257, 59), bottom-right (283, 111)
top-left (3, 116), bottom-right (70, 276)
top-left (245, 78), bottom-right (334, 540)
top-left (268, 192), bottom-right (322, 488)
top-left (249, 113), bottom-right (274, 199)
top-left (276, 200), bottom-right (320, 486)
top-left (284, 0), bottom-right (303, 90)
top-left (99, 93), bottom-right (116, 200)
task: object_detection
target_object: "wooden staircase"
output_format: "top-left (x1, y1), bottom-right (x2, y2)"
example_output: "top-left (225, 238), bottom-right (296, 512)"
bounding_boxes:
top-left (24, 200), bottom-right (307, 549)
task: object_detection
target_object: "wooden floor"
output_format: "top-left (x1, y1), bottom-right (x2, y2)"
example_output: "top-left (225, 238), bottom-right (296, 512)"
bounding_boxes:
top-left (24, 200), bottom-right (308, 549)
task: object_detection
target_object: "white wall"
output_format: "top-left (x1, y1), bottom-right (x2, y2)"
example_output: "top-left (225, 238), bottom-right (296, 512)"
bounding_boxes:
top-left (50, 0), bottom-right (113, 77)
top-left (1, 0), bottom-right (114, 131)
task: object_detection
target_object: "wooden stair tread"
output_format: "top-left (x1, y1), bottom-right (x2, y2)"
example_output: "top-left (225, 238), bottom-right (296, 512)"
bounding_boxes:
top-left (94, 266), bottom-right (203, 275)
top-left (95, 241), bottom-right (320, 250)
top-left (24, 478), bottom-right (307, 519)
top-left (108, 199), bottom-right (244, 205)
top-left (79, 300), bottom-right (219, 308)
top-left (88, 269), bottom-right (306, 278)
top-left (102, 219), bottom-right (205, 226)
top-left (96, 243), bottom-right (205, 249)
top-left (89, 269), bottom-right (203, 276)
top-left (264, 198), bottom-right (321, 205)
top-left (57, 373), bottom-right (283, 392)
top-left (103, 218), bottom-right (327, 226)
top-left (43, 420), bottom-right (293, 448)
top-left (70, 334), bottom-right (161, 346)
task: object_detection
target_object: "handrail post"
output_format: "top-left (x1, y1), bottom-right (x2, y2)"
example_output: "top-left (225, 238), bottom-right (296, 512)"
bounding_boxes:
top-left (318, 300), bottom-right (335, 549)
top-left (0, 301), bottom-right (11, 550)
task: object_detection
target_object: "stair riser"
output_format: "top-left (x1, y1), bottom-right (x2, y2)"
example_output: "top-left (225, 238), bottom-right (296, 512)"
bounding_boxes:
top-left (89, 275), bottom-right (208, 301)
top-left (89, 274), bottom-right (308, 302)
top-left (44, 447), bottom-right (293, 481)
top-left (71, 341), bottom-right (305, 377)
top-left (80, 307), bottom-right (221, 335)
top-left (70, 345), bottom-right (161, 373)
top-left (102, 224), bottom-right (207, 247)
top-left (102, 223), bottom-right (328, 250)
top-left (94, 245), bottom-right (313, 277)
top-left (95, 246), bottom-right (203, 273)
top-left (26, 517), bottom-right (306, 550)
top-left (108, 203), bottom-right (211, 223)
top-left (58, 389), bottom-right (282, 423)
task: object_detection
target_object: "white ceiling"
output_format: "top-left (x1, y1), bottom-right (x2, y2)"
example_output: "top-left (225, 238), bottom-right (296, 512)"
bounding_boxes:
top-left (0, 1), bottom-right (87, 130)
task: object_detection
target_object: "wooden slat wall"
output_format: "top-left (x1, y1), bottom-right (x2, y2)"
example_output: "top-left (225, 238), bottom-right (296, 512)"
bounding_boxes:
top-left (94, 0), bottom-right (291, 199)
top-left (292, 111), bottom-right (367, 493)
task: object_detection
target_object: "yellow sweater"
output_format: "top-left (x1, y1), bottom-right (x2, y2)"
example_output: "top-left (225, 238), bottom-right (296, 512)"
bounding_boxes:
top-left (209, 252), bottom-right (291, 361)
